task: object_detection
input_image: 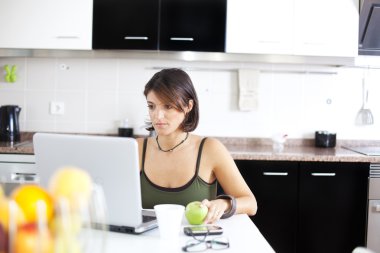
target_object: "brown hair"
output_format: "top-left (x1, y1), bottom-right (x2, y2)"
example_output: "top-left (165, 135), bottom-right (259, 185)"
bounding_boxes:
top-left (144, 68), bottom-right (199, 132)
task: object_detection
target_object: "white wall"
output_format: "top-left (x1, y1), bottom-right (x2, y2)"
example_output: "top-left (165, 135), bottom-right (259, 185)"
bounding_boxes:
top-left (0, 57), bottom-right (380, 140)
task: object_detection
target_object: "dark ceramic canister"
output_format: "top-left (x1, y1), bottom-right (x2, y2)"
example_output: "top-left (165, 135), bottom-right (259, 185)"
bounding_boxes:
top-left (315, 131), bottom-right (336, 148)
top-left (118, 127), bottom-right (134, 137)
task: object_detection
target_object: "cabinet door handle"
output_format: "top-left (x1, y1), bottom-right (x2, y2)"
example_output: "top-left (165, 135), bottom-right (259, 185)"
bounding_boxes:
top-left (263, 172), bottom-right (288, 176)
top-left (311, 173), bottom-right (336, 177)
top-left (11, 173), bottom-right (38, 183)
top-left (124, 36), bottom-right (149, 40)
top-left (170, 37), bottom-right (194, 41)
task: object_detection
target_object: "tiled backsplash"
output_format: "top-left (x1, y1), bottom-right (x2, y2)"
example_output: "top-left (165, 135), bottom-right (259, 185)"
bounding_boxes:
top-left (0, 57), bottom-right (379, 140)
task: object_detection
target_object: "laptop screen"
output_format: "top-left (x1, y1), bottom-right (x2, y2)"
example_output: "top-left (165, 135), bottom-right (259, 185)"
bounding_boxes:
top-left (33, 133), bottom-right (144, 227)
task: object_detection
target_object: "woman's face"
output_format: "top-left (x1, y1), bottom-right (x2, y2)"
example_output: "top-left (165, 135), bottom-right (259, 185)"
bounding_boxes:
top-left (146, 91), bottom-right (188, 135)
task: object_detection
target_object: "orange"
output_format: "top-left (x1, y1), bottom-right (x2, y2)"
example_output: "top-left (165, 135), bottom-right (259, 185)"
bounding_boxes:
top-left (0, 197), bottom-right (26, 231)
top-left (11, 184), bottom-right (54, 223)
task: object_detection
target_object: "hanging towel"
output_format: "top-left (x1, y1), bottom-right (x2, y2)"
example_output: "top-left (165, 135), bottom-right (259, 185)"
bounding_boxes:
top-left (238, 69), bottom-right (260, 111)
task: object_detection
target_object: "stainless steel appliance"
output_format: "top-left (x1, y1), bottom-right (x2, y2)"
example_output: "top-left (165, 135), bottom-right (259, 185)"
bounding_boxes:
top-left (343, 146), bottom-right (380, 156)
top-left (367, 163), bottom-right (380, 252)
top-left (0, 105), bottom-right (21, 142)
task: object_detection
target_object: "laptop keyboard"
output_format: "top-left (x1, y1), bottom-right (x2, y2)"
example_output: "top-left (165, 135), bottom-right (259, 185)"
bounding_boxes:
top-left (142, 215), bottom-right (156, 223)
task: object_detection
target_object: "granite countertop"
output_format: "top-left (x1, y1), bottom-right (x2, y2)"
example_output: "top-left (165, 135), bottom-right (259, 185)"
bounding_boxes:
top-left (221, 137), bottom-right (380, 163)
top-left (1, 133), bottom-right (380, 163)
top-left (0, 140), bottom-right (34, 155)
top-left (227, 144), bottom-right (380, 163)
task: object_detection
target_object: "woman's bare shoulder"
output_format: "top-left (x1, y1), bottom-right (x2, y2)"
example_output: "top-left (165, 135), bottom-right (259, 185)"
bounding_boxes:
top-left (201, 137), bottom-right (234, 172)
top-left (202, 137), bottom-right (229, 156)
top-left (191, 135), bottom-right (220, 146)
top-left (204, 137), bottom-right (226, 149)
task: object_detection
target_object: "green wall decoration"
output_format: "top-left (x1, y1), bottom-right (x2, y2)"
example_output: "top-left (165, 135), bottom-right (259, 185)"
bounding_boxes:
top-left (4, 65), bottom-right (17, 83)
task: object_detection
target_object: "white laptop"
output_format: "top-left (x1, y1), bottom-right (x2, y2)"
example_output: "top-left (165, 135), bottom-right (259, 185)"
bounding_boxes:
top-left (33, 132), bottom-right (157, 234)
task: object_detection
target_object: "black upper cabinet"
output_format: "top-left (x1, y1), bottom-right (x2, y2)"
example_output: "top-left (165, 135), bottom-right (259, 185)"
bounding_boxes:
top-left (93, 0), bottom-right (159, 50)
top-left (160, 0), bottom-right (226, 52)
top-left (92, 0), bottom-right (226, 52)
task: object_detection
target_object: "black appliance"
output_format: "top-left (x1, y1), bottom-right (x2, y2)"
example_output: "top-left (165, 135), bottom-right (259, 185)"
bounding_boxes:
top-left (0, 105), bottom-right (21, 142)
top-left (359, 0), bottom-right (380, 55)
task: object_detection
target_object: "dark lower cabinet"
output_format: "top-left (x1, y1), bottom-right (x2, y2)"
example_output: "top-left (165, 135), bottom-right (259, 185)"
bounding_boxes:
top-left (298, 162), bottom-right (368, 253)
top-left (236, 160), bottom-right (298, 253)
top-left (235, 160), bottom-right (369, 253)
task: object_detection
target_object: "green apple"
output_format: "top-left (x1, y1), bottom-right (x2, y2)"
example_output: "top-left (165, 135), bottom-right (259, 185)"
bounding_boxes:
top-left (185, 201), bottom-right (208, 225)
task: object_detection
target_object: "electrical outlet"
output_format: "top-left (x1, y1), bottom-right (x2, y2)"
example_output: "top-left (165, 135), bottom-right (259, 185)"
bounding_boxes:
top-left (50, 101), bottom-right (65, 115)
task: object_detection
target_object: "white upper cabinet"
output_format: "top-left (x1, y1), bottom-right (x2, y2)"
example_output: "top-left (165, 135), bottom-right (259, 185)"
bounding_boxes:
top-left (0, 0), bottom-right (93, 50)
top-left (226, 0), bottom-right (359, 57)
top-left (293, 0), bottom-right (358, 57)
top-left (226, 0), bottom-right (294, 55)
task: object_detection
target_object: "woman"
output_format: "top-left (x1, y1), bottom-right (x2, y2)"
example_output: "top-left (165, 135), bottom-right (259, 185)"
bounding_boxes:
top-left (137, 68), bottom-right (257, 224)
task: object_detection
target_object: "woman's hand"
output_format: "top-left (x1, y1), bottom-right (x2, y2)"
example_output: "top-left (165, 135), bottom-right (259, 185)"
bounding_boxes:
top-left (201, 198), bottom-right (230, 224)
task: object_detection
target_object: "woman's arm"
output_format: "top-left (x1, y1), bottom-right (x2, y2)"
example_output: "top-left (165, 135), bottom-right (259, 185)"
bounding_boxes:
top-left (202, 138), bottom-right (257, 223)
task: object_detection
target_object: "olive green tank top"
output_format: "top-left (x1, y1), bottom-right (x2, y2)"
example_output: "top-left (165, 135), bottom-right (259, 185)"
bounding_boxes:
top-left (140, 137), bottom-right (217, 209)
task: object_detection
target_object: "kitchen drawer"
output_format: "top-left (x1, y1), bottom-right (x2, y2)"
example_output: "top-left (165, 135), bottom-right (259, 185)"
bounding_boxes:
top-left (0, 154), bottom-right (35, 163)
top-left (0, 154), bottom-right (37, 195)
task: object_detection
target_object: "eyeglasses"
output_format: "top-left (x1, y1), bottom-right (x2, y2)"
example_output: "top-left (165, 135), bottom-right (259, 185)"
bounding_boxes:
top-left (182, 228), bottom-right (230, 252)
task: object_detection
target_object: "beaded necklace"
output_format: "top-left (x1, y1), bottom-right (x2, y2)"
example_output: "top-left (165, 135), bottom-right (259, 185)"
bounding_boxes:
top-left (156, 132), bottom-right (189, 152)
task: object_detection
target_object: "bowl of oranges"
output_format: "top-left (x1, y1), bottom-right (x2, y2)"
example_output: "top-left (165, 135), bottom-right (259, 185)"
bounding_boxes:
top-left (0, 166), bottom-right (107, 253)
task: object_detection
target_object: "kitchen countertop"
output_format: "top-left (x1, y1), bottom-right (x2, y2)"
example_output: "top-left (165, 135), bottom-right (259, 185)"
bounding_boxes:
top-left (219, 137), bottom-right (380, 163)
top-left (0, 140), bottom-right (34, 155)
top-left (227, 144), bottom-right (380, 163)
top-left (1, 133), bottom-right (380, 163)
